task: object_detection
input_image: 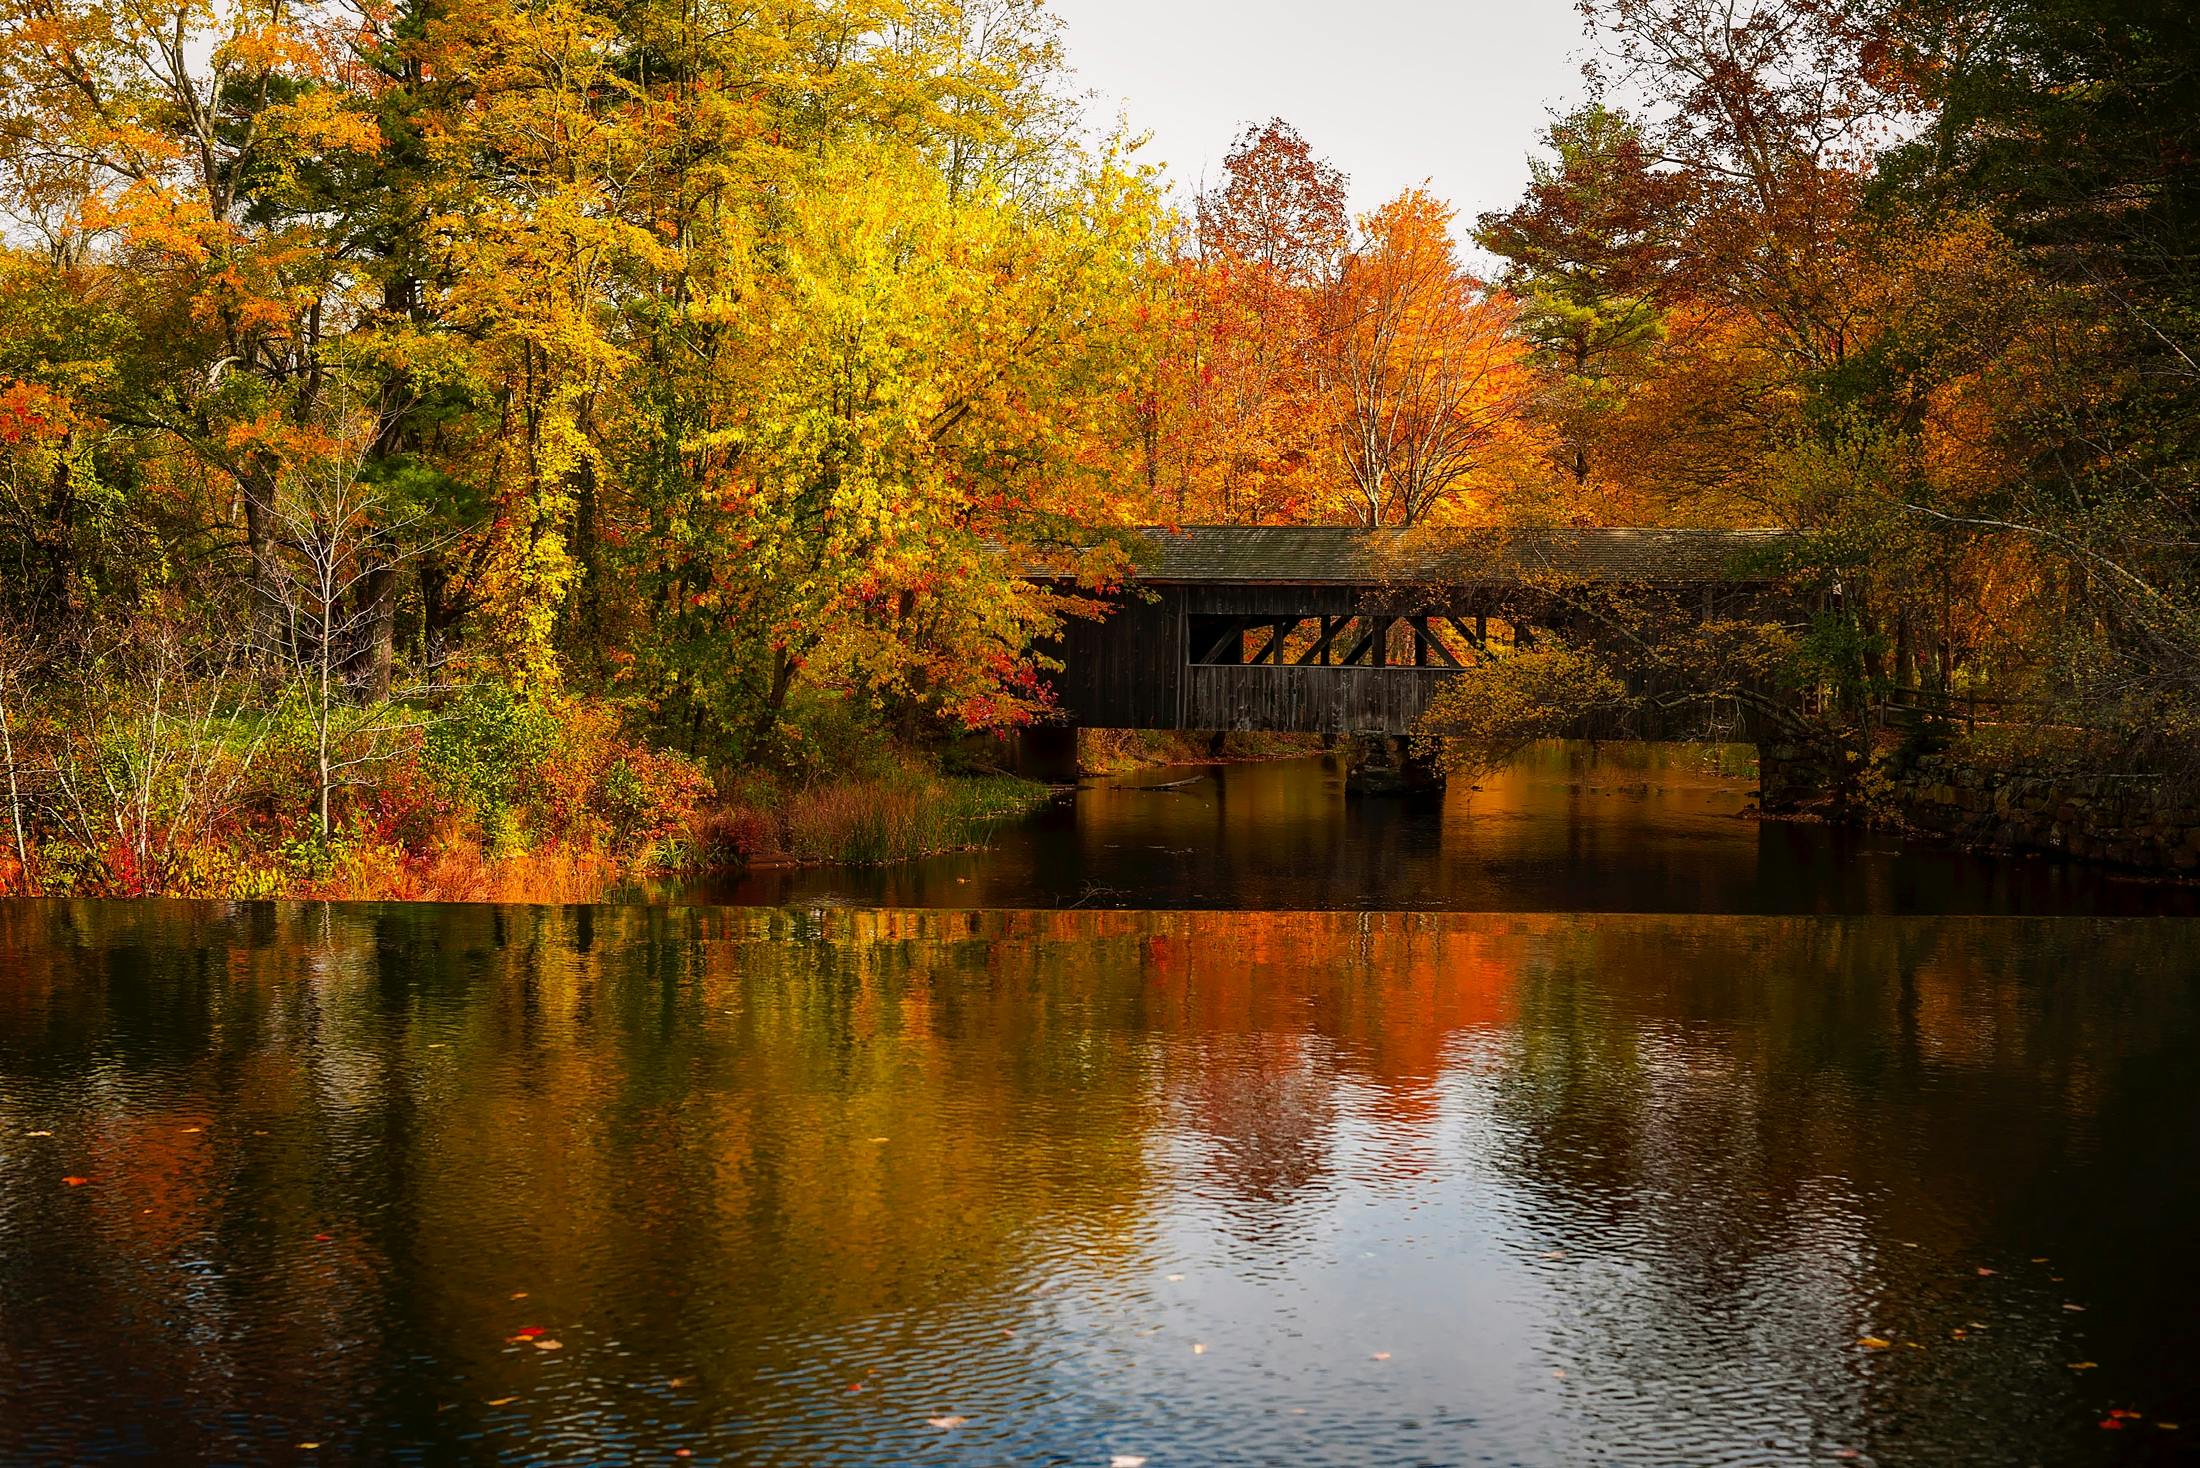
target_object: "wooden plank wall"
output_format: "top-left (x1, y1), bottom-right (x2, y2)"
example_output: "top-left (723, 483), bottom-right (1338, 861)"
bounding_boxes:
top-left (1182, 665), bottom-right (1454, 734)
top-left (1047, 586), bottom-right (1183, 728)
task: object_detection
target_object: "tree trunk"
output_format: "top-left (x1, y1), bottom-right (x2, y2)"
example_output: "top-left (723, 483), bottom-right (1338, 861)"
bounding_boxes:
top-left (36, 438), bottom-right (79, 626)
top-left (344, 546), bottom-right (398, 701)
top-left (745, 647), bottom-right (797, 759)
top-left (0, 672), bottom-right (28, 880)
top-left (241, 457), bottom-right (282, 651)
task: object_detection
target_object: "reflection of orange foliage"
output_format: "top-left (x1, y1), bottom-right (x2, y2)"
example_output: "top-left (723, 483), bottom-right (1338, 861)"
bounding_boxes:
top-left (1141, 914), bottom-right (1521, 1135)
top-left (100, 1114), bottom-right (216, 1256)
top-left (942, 911), bottom-right (1523, 1113)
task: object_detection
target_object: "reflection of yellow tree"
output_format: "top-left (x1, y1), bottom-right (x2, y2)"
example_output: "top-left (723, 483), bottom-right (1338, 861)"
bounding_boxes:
top-left (5, 902), bottom-right (2194, 1461)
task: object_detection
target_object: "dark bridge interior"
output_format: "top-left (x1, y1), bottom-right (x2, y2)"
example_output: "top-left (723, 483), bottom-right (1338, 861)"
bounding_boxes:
top-left (1040, 526), bottom-right (1790, 736)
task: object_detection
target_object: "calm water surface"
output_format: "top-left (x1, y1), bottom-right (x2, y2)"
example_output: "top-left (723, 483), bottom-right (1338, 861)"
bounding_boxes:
top-left (5, 746), bottom-right (2199, 1464)
top-left (686, 744), bottom-right (2198, 915)
top-left (3, 900), bottom-right (2198, 1465)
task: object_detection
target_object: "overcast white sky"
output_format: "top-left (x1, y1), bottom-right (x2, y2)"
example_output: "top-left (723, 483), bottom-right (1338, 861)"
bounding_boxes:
top-left (1050, 0), bottom-right (1594, 231)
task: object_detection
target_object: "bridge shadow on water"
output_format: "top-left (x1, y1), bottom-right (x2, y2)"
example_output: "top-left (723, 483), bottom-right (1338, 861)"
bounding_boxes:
top-left (678, 741), bottom-right (2196, 916)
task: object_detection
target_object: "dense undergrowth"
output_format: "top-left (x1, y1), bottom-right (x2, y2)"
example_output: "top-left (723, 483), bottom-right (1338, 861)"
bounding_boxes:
top-left (0, 682), bottom-right (1048, 902)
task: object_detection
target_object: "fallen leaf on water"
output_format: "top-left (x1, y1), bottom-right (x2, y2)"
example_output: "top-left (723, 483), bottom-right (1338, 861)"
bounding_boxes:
top-left (314, 1234), bottom-right (332, 1243)
top-left (2068, 1362), bottom-right (2098, 1371)
top-left (63, 1176), bottom-right (87, 1186)
top-left (510, 1292), bottom-right (528, 1300)
top-left (181, 1127), bottom-right (201, 1134)
top-left (2032, 1257), bottom-right (2049, 1264)
top-left (1370, 1351), bottom-right (1391, 1361)
top-left (2109, 1410), bottom-right (2143, 1420)
top-left (512, 1326), bottom-right (546, 1339)
top-left (1541, 1251), bottom-right (1567, 1260)
top-left (1857, 1337), bottom-right (1892, 1350)
top-left (847, 1383), bottom-right (864, 1393)
top-left (1976, 1267), bottom-right (1995, 1276)
top-left (2101, 1420), bottom-right (2126, 1431)
top-left (1551, 1369), bottom-right (1567, 1380)
top-left (1951, 1329), bottom-right (1968, 1339)
top-left (26, 1130), bottom-right (50, 1137)
top-left (868, 1137), bottom-right (891, 1144)
top-left (531, 1339), bottom-right (562, 1351)
top-left (675, 1451), bottom-right (692, 1459)
top-left (927, 1416), bottom-right (967, 1429)
top-left (2063, 1303), bottom-right (2087, 1312)
top-left (667, 1377), bottom-right (689, 1388)
top-left (484, 1398), bottom-right (516, 1407)
top-left (297, 1443), bottom-right (319, 1451)
top-left (2161, 1422), bottom-right (2180, 1430)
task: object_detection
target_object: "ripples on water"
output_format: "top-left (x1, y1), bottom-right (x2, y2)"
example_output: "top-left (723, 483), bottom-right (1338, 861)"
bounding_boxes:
top-left (3, 902), bottom-right (2197, 1465)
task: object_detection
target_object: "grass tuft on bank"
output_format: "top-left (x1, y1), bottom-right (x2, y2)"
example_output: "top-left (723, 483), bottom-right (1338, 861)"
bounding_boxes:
top-left (781, 771), bottom-right (1048, 865)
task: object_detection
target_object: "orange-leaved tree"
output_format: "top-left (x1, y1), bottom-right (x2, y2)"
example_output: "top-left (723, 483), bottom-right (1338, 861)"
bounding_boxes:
top-left (1316, 191), bottom-right (1546, 528)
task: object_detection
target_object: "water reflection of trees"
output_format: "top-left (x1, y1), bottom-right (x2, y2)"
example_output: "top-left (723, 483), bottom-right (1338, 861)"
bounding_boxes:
top-left (1, 902), bottom-right (2194, 1463)
top-left (1485, 915), bottom-right (2200, 1460)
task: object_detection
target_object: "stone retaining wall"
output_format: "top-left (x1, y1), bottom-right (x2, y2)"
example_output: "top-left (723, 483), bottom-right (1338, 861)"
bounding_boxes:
top-left (1882, 749), bottom-right (2200, 873)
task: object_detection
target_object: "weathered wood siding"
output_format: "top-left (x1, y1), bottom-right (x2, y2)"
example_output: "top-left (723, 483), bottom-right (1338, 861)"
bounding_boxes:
top-left (1048, 587), bottom-right (1183, 729)
top-left (1180, 585), bottom-right (1370, 619)
top-left (1182, 665), bottom-right (1453, 734)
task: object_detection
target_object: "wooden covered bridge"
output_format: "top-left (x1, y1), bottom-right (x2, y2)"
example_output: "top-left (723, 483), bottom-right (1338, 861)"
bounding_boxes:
top-left (1039, 526), bottom-right (1791, 737)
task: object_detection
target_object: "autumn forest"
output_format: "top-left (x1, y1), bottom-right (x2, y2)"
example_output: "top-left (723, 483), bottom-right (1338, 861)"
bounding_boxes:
top-left (1, 0), bottom-right (2196, 897)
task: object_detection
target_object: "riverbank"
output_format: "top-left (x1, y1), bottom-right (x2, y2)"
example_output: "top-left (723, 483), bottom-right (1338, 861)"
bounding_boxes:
top-left (1877, 737), bottom-right (2200, 875)
top-left (0, 685), bottom-right (1052, 903)
top-left (1761, 725), bottom-right (2200, 879)
top-left (711, 768), bottom-right (1053, 871)
top-left (1073, 728), bottom-right (1325, 776)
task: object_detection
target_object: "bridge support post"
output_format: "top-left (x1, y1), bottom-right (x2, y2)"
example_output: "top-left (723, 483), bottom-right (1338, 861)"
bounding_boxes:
top-left (1015, 723), bottom-right (1082, 784)
top-left (1343, 734), bottom-right (1446, 797)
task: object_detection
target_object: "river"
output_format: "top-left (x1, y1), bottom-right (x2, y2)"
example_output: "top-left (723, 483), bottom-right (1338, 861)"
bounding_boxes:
top-left (2, 745), bottom-right (2196, 1465)
top-left (688, 743), bottom-right (2195, 915)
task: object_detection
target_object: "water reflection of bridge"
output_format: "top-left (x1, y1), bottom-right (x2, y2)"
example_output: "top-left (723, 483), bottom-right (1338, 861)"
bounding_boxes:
top-left (1042, 527), bottom-right (1791, 737)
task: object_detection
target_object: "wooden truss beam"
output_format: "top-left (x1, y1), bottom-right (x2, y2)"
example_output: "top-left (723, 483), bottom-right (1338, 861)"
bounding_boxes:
top-left (1407, 617), bottom-right (1461, 668)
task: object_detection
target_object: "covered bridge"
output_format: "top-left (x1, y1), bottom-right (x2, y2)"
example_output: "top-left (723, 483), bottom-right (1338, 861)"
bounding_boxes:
top-left (1040, 525), bottom-right (1792, 736)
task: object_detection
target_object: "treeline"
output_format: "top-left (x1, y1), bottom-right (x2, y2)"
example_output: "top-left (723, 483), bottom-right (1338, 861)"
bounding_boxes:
top-left (0, 0), bottom-right (2195, 895)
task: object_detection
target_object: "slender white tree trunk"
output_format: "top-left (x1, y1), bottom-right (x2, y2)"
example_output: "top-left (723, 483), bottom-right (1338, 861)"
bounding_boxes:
top-left (0, 672), bottom-right (28, 879)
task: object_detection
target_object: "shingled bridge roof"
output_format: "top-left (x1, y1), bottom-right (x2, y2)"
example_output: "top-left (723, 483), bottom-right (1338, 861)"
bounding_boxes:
top-left (1100, 526), bottom-right (1794, 586)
